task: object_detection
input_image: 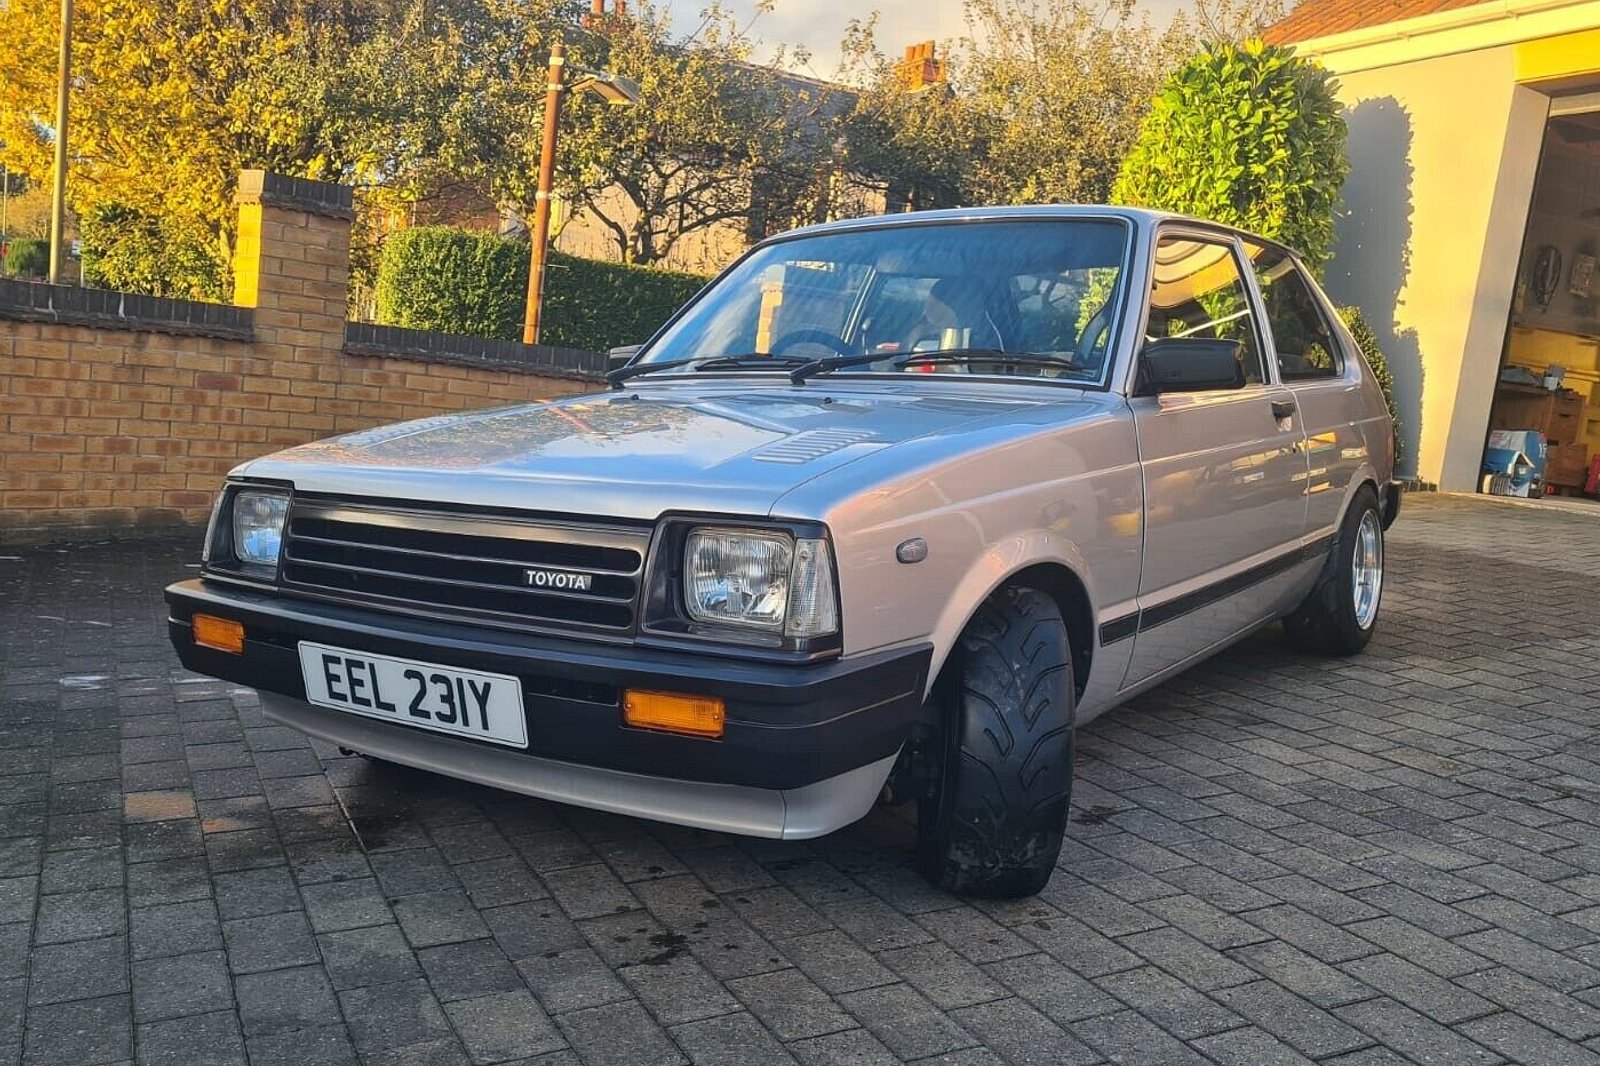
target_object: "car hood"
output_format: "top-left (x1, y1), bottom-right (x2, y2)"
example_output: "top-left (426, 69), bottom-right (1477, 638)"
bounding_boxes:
top-left (239, 381), bottom-right (1089, 520)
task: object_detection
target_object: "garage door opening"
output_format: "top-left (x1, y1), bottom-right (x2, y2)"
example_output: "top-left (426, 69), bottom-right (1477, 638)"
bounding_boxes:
top-left (1483, 94), bottom-right (1600, 501)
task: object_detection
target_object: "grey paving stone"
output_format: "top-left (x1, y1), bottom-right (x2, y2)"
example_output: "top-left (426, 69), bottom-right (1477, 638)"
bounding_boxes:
top-left (318, 924), bottom-right (421, 989)
top-left (40, 845), bottom-right (123, 893)
top-left (135, 1009), bottom-right (246, 1066)
top-left (28, 936), bottom-right (130, 1005)
top-left (22, 993), bottom-right (132, 1066)
top-left (392, 888), bottom-right (492, 948)
top-left (1456, 928), bottom-right (1600, 993)
top-left (836, 983), bottom-right (974, 1060)
top-left (34, 886), bottom-right (125, 943)
top-left (1194, 1026), bottom-right (1319, 1066)
top-left (210, 864), bottom-right (300, 921)
top-left (1335, 997), bottom-right (1501, 1066)
top-left (1097, 964), bottom-right (1242, 1040)
top-left (1116, 927), bottom-right (1258, 991)
top-left (0, 921), bottom-right (29, 981)
top-left (1345, 916), bottom-right (1492, 977)
top-left (484, 902), bottom-right (585, 961)
top-left (788, 1028), bottom-right (901, 1066)
top-left (418, 938), bottom-right (523, 1002)
top-left (126, 857), bottom-right (210, 908)
top-left (130, 900), bottom-right (222, 960)
top-left (1227, 938), bottom-right (1374, 1009)
top-left (1213, 979), bottom-right (1372, 1059)
top-left (340, 978), bottom-right (453, 1053)
top-left (984, 952), bottom-right (1122, 1025)
top-left (300, 876), bottom-right (393, 933)
top-left (948, 996), bottom-right (1101, 1066)
top-left (1071, 1008), bottom-right (1212, 1066)
top-left (445, 990), bottom-right (566, 1063)
top-left (359, 1039), bottom-right (478, 1066)
top-left (778, 931), bottom-right (899, 996)
top-left (1459, 1011), bottom-right (1600, 1066)
top-left (130, 950), bottom-right (233, 1023)
top-left (516, 947), bottom-right (632, 1015)
top-left (1458, 966), bottom-right (1600, 1041)
top-left (453, 857), bottom-right (548, 909)
top-left (245, 1023), bottom-right (358, 1066)
top-left (1340, 953), bottom-right (1496, 1025)
top-left (222, 910), bottom-right (320, 973)
top-left (618, 952), bottom-right (741, 1026)
top-left (555, 1000), bottom-right (686, 1066)
top-left (726, 967), bottom-right (855, 1040)
top-left (877, 942), bottom-right (1008, 1010)
top-left (234, 964), bottom-right (342, 1036)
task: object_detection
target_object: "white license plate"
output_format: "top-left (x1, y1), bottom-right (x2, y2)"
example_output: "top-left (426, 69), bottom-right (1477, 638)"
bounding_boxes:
top-left (297, 642), bottom-right (528, 748)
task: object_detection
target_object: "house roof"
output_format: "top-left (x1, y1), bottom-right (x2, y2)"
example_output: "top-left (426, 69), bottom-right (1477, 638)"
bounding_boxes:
top-left (1264, 0), bottom-right (1492, 44)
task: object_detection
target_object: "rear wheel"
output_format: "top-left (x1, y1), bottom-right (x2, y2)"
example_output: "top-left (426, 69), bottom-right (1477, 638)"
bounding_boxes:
top-left (1284, 485), bottom-right (1384, 656)
top-left (918, 587), bottom-right (1074, 898)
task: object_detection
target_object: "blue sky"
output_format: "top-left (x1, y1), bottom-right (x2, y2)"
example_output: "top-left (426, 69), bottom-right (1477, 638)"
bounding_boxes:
top-left (665, 0), bottom-right (1194, 79)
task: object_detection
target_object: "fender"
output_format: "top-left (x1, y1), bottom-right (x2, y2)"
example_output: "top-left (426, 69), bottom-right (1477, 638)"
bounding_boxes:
top-left (921, 528), bottom-right (1096, 697)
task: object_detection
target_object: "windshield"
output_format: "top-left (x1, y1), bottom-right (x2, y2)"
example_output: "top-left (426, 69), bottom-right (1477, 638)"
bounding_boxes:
top-left (636, 218), bottom-right (1132, 385)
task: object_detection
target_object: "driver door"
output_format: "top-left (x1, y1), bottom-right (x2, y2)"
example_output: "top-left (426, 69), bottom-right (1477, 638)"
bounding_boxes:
top-left (1121, 229), bottom-right (1310, 688)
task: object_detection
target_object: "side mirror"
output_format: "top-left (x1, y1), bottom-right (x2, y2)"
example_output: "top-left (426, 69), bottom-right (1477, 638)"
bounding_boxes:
top-left (607, 345), bottom-right (642, 372)
top-left (1140, 337), bottom-right (1247, 393)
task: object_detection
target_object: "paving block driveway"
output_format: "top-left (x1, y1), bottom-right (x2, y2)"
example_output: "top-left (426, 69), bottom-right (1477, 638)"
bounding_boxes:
top-left (5, 493), bottom-right (1600, 1066)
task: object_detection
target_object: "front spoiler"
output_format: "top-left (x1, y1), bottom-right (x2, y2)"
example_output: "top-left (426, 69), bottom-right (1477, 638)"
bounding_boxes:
top-left (260, 692), bottom-right (896, 839)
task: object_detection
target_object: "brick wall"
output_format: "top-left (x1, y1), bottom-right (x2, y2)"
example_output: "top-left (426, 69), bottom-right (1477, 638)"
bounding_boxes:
top-left (0, 171), bottom-right (601, 545)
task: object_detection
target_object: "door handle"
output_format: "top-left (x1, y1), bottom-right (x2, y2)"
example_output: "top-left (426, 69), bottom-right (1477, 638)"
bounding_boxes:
top-left (1271, 399), bottom-right (1297, 420)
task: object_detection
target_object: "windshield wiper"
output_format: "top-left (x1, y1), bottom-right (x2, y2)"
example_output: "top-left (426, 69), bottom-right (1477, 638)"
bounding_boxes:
top-left (789, 348), bottom-right (1088, 384)
top-left (607, 356), bottom-right (700, 389)
top-left (607, 353), bottom-right (810, 390)
top-left (897, 349), bottom-right (1090, 373)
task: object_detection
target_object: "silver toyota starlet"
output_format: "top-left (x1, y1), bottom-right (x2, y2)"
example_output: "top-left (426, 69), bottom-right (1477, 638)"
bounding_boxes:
top-left (167, 206), bottom-right (1398, 897)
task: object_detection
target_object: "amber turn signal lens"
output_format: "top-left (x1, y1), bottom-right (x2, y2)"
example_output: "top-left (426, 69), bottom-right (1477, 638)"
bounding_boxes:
top-left (192, 614), bottom-right (245, 655)
top-left (622, 690), bottom-right (725, 739)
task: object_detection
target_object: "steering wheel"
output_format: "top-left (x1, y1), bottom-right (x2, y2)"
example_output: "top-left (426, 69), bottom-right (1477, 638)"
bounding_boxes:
top-left (769, 329), bottom-right (854, 358)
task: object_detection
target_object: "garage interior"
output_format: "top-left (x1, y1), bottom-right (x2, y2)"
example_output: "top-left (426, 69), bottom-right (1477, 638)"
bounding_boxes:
top-left (1486, 92), bottom-right (1600, 499)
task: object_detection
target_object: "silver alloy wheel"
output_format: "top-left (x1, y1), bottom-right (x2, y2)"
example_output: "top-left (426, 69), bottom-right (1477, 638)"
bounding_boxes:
top-left (1352, 509), bottom-right (1383, 630)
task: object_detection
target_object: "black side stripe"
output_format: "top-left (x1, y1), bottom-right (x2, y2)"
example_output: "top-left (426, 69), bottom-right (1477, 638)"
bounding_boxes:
top-left (1097, 533), bottom-right (1334, 646)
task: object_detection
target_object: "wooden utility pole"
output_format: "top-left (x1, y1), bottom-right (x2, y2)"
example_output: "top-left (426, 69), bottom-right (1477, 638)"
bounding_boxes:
top-left (522, 39), bottom-right (567, 346)
top-left (48, 0), bottom-right (73, 284)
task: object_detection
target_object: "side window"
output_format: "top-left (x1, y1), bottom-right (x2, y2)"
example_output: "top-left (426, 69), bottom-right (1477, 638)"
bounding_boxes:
top-left (1248, 243), bottom-right (1343, 382)
top-left (1147, 235), bottom-right (1267, 385)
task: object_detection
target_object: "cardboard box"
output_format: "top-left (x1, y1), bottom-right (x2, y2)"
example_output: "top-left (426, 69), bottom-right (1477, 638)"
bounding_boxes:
top-left (1547, 441), bottom-right (1590, 488)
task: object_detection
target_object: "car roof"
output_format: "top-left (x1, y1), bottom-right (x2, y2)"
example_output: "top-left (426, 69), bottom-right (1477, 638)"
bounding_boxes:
top-left (771, 205), bottom-right (1303, 258)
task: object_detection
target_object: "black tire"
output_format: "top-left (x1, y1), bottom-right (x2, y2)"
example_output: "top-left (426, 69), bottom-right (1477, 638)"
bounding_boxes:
top-left (1284, 484), bottom-right (1384, 656)
top-left (918, 587), bottom-right (1074, 898)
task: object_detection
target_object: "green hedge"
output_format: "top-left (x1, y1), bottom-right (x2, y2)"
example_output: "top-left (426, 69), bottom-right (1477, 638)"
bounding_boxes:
top-left (1, 238), bottom-right (49, 277)
top-left (374, 226), bottom-right (707, 352)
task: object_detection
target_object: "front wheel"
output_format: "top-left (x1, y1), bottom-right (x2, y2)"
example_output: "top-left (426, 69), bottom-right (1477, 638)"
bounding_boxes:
top-left (1284, 485), bottom-right (1385, 656)
top-left (918, 587), bottom-right (1074, 898)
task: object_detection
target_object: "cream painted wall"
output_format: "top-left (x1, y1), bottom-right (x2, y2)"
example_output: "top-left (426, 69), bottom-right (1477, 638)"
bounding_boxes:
top-left (1320, 45), bottom-right (1548, 488)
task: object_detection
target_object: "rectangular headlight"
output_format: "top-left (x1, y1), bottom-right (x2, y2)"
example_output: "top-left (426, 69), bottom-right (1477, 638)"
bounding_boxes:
top-left (683, 527), bottom-right (838, 638)
top-left (685, 528), bottom-right (791, 631)
top-left (232, 490), bottom-right (289, 571)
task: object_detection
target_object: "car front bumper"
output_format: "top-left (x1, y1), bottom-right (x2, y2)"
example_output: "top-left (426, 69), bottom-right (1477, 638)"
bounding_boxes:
top-left (164, 580), bottom-right (931, 839)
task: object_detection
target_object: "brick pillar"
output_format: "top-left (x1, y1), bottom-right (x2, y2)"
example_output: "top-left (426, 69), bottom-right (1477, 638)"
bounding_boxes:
top-left (231, 171), bottom-right (355, 444)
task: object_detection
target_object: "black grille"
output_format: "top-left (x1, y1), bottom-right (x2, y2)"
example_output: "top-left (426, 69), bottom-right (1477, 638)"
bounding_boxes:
top-left (281, 498), bottom-right (649, 635)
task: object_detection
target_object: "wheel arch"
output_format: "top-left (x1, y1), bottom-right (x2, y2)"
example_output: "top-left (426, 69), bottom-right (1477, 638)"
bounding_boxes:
top-left (929, 556), bottom-right (1095, 703)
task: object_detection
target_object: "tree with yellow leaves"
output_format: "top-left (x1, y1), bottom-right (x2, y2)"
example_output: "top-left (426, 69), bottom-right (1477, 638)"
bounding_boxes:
top-left (0, 0), bottom-right (573, 297)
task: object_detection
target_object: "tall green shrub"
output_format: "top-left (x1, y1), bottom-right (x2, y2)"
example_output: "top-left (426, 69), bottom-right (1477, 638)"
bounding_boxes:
top-left (374, 226), bottom-right (706, 352)
top-left (1, 237), bottom-right (49, 277)
top-left (1112, 40), bottom-right (1348, 271)
top-left (79, 203), bottom-right (226, 300)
